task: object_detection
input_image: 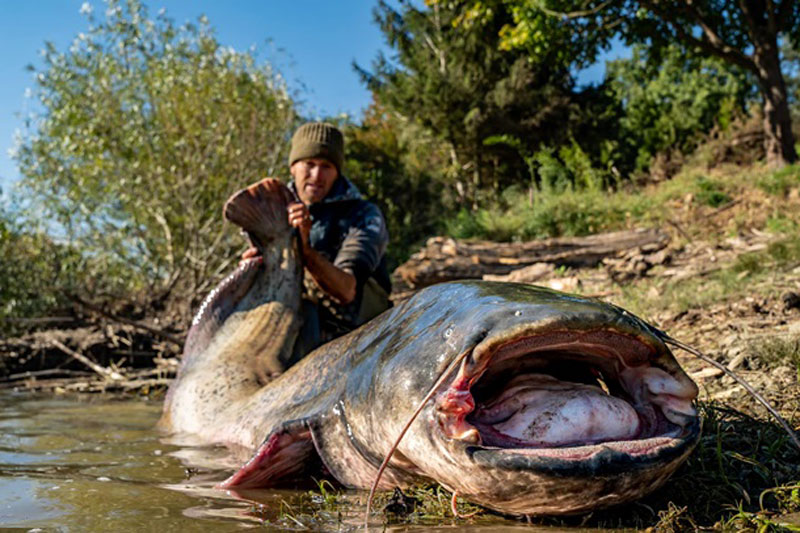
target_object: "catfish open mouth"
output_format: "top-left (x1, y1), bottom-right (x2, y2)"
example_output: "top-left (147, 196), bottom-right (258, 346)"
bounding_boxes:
top-left (436, 329), bottom-right (699, 459)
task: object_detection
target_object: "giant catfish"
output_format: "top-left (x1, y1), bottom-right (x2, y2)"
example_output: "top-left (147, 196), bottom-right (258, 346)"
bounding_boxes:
top-left (159, 178), bottom-right (700, 516)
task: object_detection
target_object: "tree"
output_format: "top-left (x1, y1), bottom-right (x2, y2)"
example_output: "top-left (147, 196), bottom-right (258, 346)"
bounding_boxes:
top-left (344, 102), bottom-right (450, 265)
top-left (606, 44), bottom-right (754, 172)
top-left (479, 0), bottom-right (800, 167)
top-left (13, 0), bottom-right (297, 317)
top-left (358, 0), bottom-right (582, 207)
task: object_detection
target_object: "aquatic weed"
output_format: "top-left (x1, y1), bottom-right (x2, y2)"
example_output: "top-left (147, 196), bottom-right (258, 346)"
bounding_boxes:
top-left (308, 479), bottom-right (340, 510)
top-left (373, 484), bottom-right (487, 526)
top-left (250, 483), bottom-right (348, 530)
top-left (653, 502), bottom-right (698, 532)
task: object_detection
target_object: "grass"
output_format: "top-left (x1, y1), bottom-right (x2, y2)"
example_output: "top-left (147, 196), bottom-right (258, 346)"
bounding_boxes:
top-left (234, 404), bottom-right (799, 531)
top-left (750, 335), bottom-right (800, 377)
top-left (244, 480), bottom-right (507, 529)
top-left (695, 175), bottom-right (733, 207)
top-left (245, 479), bottom-right (349, 529)
top-left (616, 232), bottom-right (800, 324)
top-left (446, 185), bottom-right (655, 241)
top-left (757, 163), bottom-right (800, 197)
top-left (444, 161), bottom-right (779, 243)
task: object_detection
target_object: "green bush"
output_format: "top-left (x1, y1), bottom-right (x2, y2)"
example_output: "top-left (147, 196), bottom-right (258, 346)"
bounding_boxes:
top-left (0, 212), bottom-right (74, 336)
top-left (606, 44), bottom-right (752, 173)
top-left (13, 0), bottom-right (297, 310)
top-left (344, 106), bottom-right (451, 266)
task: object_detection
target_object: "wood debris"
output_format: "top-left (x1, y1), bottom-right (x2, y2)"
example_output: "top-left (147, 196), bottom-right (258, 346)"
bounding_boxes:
top-left (395, 228), bottom-right (669, 289)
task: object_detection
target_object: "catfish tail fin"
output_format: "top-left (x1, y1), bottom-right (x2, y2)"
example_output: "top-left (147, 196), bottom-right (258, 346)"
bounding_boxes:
top-left (224, 178), bottom-right (294, 250)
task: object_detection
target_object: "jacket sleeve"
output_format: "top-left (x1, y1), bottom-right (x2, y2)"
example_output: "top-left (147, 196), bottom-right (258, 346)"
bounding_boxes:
top-left (333, 202), bottom-right (389, 287)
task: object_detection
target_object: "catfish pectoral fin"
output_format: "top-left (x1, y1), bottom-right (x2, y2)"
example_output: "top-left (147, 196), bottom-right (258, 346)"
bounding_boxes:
top-left (218, 420), bottom-right (316, 489)
top-left (310, 404), bottom-right (424, 490)
top-left (223, 178), bottom-right (294, 248)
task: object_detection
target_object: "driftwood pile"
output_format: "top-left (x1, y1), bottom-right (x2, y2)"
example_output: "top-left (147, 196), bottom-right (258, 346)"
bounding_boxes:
top-left (0, 309), bottom-right (181, 393)
top-left (394, 228), bottom-right (670, 289)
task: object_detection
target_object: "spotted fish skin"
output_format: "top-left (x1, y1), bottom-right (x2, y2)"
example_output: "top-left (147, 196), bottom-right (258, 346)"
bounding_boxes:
top-left (159, 178), bottom-right (302, 442)
top-left (160, 179), bottom-right (700, 516)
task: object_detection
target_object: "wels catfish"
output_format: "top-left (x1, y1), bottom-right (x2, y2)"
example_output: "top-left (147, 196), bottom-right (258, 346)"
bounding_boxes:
top-left (160, 178), bottom-right (700, 516)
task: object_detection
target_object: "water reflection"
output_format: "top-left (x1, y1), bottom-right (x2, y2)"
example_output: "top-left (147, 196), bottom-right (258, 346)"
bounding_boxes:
top-left (0, 391), bottom-right (597, 531)
top-left (0, 392), bottom-right (248, 531)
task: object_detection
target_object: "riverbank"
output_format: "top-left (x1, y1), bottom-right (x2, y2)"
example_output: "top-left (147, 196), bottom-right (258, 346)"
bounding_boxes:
top-left (1, 157), bottom-right (800, 529)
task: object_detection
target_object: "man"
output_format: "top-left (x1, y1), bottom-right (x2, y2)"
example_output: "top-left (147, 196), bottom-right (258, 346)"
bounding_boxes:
top-left (243, 122), bottom-right (392, 362)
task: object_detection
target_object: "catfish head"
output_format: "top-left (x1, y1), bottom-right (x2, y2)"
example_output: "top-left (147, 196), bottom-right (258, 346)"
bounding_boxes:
top-left (311, 281), bottom-right (700, 516)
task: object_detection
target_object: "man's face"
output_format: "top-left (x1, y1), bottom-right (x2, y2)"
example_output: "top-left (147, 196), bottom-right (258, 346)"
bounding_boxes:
top-left (291, 158), bottom-right (339, 205)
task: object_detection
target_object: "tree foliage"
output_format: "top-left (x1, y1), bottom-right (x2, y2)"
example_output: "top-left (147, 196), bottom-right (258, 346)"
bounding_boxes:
top-left (344, 103), bottom-right (450, 266)
top-left (361, 0), bottom-right (755, 209)
top-left (606, 44), bottom-right (754, 172)
top-left (359, 0), bottom-right (580, 207)
top-left (476, 0), bottom-right (800, 166)
top-left (13, 0), bottom-right (297, 314)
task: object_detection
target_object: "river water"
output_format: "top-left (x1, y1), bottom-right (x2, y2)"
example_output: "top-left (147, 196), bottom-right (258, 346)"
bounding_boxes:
top-left (0, 391), bottom-right (568, 532)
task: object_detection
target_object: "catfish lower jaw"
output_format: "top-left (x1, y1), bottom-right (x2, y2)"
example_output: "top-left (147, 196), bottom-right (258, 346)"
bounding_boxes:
top-left (435, 329), bottom-right (699, 458)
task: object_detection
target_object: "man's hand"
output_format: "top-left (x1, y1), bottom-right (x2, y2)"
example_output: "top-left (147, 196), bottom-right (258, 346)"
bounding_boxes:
top-left (288, 203), bottom-right (357, 305)
top-left (239, 245), bottom-right (260, 267)
top-left (288, 202), bottom-right (312, 248)
top-left (239, 202), bottom-right (310, 267)
top-left (239, 202), bottom-right (356, 304)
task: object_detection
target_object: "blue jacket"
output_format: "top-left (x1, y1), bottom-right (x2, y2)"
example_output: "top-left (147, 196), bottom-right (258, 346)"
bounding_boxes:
top-left (289, 176), bottom-right (391, 328)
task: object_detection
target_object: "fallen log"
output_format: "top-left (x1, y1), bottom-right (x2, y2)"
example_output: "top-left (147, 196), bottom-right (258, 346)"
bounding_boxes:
top-left (394, 228), bottom-right (669, 289)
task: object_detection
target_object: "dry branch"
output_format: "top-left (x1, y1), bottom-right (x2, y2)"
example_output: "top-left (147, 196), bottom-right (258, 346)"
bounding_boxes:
top-left (69, 294), bottom-right (184, 347)
top-left (50, 339), bottom-right (123, 381)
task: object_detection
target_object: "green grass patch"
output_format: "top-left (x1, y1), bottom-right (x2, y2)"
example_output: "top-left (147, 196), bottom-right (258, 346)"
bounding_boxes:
top-left (442, 163), bottom-right (760, 244)
top-left (732, 251), bottom-right (765, 276)
top-left (749, 335), bottom-right (800, 375)
top-left (767, 236), bottom-right (800, 264)
top-left (694, 175), bottom-right (733, 207)
top-left (758, 163), bottom-right (800, 196)
top-left (618, 268), bottom-right (749, 321)
top-left (446, 185), bottom-right (658, 241)
top-left (766, 213), bottom-right (800, 234)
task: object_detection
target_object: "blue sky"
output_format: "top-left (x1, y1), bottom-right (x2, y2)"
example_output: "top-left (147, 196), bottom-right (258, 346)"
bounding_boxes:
top-left (0, 1), bottom-right (620, 196)
top-left (0, 1), bottom-right (390, 194)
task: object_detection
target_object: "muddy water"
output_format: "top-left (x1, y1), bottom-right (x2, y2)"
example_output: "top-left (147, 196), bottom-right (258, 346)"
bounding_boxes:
top-left (0, 391), bottom-right (583, 532)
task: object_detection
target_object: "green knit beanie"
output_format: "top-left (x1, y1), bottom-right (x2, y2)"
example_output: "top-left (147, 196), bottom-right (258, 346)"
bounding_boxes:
top-left (288, 122), bottom-right (345, 172)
